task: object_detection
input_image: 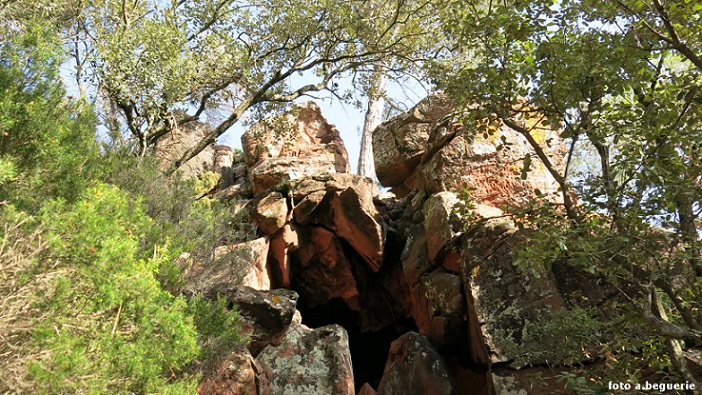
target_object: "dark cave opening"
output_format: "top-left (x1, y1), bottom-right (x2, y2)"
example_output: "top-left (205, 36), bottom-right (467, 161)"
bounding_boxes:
top-left (297, 297), bottom-right (418, 392)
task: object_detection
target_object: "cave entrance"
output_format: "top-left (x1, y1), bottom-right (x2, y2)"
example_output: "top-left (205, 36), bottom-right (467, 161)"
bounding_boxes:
top-left (296, 297), bottom-right (418, 392)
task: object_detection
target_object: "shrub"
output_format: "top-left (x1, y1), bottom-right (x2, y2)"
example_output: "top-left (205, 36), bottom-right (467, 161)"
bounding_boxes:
top-left (1, 184), bottom-right (201, 394)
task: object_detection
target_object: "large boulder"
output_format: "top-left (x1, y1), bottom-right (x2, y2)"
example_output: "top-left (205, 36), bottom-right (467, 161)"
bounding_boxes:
top-left (460, 218), bottom-right (566, 367)
top-left (152, 110), bottom-right (216, 177)
top-left (372, 94), bottom-right (566, 208)
top-left (242, 102), bottom-right (350, 195)
top-left (373, 94), bottom-right (454, 188)
top-left (222, 287), bottom-right (299, 356)
top-left (256, 314), bottom-right (355, 395)
top-left (252, 191), bottom-right (290, 235)
top-left (377, 332), bottom-right (456, 395)
top-left (291, 174), bottom-right (384, 272)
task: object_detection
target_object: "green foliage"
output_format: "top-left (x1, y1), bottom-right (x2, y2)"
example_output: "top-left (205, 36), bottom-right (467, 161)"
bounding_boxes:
top-left (0, 21), bottom-right (99, 210)
top-left (188, 296), bottom-right (246, 360)
top-left (25, 183), bottom-right (200, 394)
top-left (436, 0), bottom-right (702, 383)
top-left (495, 306), bottom-right (604, 368)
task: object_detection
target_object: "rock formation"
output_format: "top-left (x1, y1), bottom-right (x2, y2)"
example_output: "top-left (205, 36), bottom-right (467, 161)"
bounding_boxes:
top-left (180, 97), bottom-right (699, 395)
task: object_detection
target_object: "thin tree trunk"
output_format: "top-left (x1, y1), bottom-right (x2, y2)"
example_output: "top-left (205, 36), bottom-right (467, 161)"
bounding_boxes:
top-left (357, 65), bottom-right (388, 178)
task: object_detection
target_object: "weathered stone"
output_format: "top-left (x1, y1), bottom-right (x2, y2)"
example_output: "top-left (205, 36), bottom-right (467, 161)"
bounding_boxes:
top-left (291, 174), bottom-right (384, 272)
top-left (424, 118), bottom-right (565, 208)
top-left (377, 332), bottom-right (456, 395)
top-left (152, 110), bottom-right (215, 177)
top-left (420, 270), bottom-right (465, 348)
top-left (242, 102), bottom-right (350, 195)
top-left (373, 94), bottom-right (566, 207)
top-left (215, 154), bottom-right (253, 200)
top-left (257, 322), bottom-right (354, 395)
top-left (461, 218), bottom-right (565, 367)
top-left (423, 192), bottom-right (462, 263)
top-left (224, 287), bottom-right (299, 356)
top-left (248, 155), bottom-right (339, 196)
top-left (267, 223), bottom-right (299, 288)
top-left (182, 237), bottom-right (270, 294)
top-left (198, 348), bottom-right (259, 395)
top-left (214, 145), bottom-right (235, 188)
top-left (400, 224), bottom-right (433, 288)
top-left (252, 191), bottom-right (289, 235)
top-left (373, 94), bottom-right (453, 188)
top-left (293, 226), bottom-right (359, 308)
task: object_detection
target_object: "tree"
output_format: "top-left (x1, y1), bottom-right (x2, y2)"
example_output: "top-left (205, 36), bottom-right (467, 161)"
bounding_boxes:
top-left (4, 0), bottom-right (443, 173)
top-left (357, 64), bottom-right (387, 178)
top-left (435, 0), bottom-right (702, 385)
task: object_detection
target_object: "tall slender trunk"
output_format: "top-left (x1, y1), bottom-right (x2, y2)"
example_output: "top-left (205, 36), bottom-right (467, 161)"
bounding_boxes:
top-left (357, 65), bottom-right (388, 178)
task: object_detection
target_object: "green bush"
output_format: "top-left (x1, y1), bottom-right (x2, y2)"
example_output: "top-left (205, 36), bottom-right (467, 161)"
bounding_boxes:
top-left (24, 184), bottom-right (200, 394)
top-left (0, 22), bottom-right (99, 210)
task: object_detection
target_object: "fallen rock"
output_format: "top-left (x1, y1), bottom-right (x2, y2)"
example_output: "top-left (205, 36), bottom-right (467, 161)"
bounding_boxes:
top-left (377, 332), bottom-right (456, 395)
top-left (257, 316), bottom-right (354, 395)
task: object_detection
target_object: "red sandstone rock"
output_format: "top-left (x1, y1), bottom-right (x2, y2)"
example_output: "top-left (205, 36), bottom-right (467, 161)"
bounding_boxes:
top-left (377, 332), bottom-right (456, 395)
top-left (358, 383), bottom-right (377, 395)
top-left (373, 94), bottom-right (454, 188)
top-left (294, 226), bottom-right (359, 307)
top-left (373, 94), bottom-right (566, 207)
top-left (292, 174), bottom-right (384, 272)
top-left (242, 102), bottom-right (350, 195)
top-left (267, 223), bottom-right (299, 288)
top-left (252, 191), bottom-right (289, 235)
top-left (423, 191), bottom-right (462, 263)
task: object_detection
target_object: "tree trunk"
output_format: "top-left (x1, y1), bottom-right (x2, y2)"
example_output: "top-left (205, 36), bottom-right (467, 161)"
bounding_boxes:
top-left (357, 66), bottom-right (388, 178)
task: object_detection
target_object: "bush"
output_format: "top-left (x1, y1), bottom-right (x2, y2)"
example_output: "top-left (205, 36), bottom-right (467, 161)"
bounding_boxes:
top-left (1, 184), bottom-right (201, 394)
top-left (0, 22), bottom-right (99, 210)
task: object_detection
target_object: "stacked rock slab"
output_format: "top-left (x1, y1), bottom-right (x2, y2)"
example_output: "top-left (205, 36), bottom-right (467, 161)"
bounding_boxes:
top-left (242, 101), bottom-right (350, 195)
